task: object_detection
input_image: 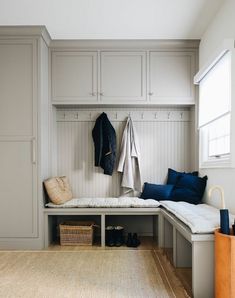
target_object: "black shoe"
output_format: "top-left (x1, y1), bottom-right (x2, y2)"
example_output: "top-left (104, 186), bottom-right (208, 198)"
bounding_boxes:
top-left (114, 226), bottom-right (124, 247)
top-left (132, 233), bottom-right (141, 248)
top-left (126, 233), bottom-right (133, 247)
top-left (106, 226), bottom-right (115, 247)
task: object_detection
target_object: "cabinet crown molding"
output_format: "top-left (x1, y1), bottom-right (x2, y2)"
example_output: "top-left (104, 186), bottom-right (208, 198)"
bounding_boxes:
top-left (0, 25), bottom-right (51, 46)
top-left (0, 26), bottom-right (200, 50)
top-left (50, 39), bottom-right (200, 50)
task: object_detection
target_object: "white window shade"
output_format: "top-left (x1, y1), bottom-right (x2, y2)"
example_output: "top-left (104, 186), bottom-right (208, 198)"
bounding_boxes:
top-left (208, 114), bottom-right (230, 158)
top-left (199, 52), bottom-right (231, 127)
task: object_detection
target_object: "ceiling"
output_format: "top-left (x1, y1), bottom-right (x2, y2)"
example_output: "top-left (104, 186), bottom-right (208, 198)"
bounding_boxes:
top-left (0, 0), bottom-right (224, 39)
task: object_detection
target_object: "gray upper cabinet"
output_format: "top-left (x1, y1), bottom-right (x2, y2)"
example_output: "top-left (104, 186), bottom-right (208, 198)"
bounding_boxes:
top-left (50, 47), bottom-right (196, 105)
top-left (52, 51), bottom-right (98, 103)
top-left (100, 51), bottom-right (147, 103)
top-left (149, 51), bottom-right (195, 104)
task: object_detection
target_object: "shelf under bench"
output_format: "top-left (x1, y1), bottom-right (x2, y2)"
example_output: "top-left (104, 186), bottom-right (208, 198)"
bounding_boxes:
top-left (44, 207), bottom-right (161, 248)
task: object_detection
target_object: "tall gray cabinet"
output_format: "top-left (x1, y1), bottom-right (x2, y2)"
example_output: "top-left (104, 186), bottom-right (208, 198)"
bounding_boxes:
top-left (0, 27), bottom-right (50, 249)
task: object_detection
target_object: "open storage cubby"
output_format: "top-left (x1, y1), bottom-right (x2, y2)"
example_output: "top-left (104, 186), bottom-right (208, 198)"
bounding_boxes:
top-left (162, 216), bottom-right (192, 268)
top-left (46, 214), bottom-right (102, 246)
top-left (105, 215), bottom-right (157, 238)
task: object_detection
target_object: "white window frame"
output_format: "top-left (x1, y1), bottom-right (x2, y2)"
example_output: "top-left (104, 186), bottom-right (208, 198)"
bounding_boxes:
top-left (194, 39), bottom-right (235, 169)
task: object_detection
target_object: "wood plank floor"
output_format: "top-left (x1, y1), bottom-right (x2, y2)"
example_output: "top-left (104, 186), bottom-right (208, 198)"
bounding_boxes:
top-left (47, 237), bottom-right (192, 297)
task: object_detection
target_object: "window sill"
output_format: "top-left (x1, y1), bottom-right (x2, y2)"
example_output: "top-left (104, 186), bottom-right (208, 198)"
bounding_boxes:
top-left (200, 158), bottom-right (232, 169)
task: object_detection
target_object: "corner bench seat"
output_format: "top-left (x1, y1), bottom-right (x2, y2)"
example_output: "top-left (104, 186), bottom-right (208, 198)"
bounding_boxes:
top-left (158, 201), bottom-right (233, 298)
top-left (160, 200), bottom-right (234, 234)
top-left (44, 198), bottom-right (232, 297)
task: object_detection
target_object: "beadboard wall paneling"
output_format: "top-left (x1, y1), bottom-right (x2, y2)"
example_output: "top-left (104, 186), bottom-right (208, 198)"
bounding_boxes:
top-left (56, 108), bottom-right (191, 198)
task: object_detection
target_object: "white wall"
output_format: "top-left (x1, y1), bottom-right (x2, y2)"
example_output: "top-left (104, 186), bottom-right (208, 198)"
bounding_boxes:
top-left (199, 0), bottom-right (235, 67)
top-left (199, 0), bottom-right (235, 213)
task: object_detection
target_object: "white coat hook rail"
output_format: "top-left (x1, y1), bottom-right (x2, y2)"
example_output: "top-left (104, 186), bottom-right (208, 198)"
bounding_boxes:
top-left (56, 110), bottom-right (190, 122)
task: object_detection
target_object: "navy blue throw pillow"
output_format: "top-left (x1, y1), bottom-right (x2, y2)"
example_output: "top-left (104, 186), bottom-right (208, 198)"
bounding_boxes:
top-left (141, 183), bottom-right (174, 201)
top-left (167, 168), bottom-right (198, 185)
top-left (171, 175), bottom-right (208, 205)
top-left (170, 188), bottom-right (201, 205)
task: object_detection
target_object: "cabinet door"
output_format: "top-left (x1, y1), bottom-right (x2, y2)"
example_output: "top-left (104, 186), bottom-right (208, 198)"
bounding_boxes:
top-left (0, 140), bottom-right (37, 237)
top-left (149, 52), bottom-right (195, 104)
top-left (100, 52), bottom-right (147, 103)
top-left (0, 39), bottom-right (38, 239)
top-left (0, 40), bottom-right (36, 136)
top-left (52, 51), bottom-right (98, 103)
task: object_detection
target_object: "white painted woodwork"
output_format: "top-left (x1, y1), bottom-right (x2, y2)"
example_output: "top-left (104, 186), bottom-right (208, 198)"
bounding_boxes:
top-left (56, 107), bottom-right (191, 198)
top-left (0, 40), bottom-right (36, 136)
top-left (100, 52), bottom-right (146, 102)
top-left (52, 51), bottom-right (98, 103)
top-left (149, 51), bottom-right (195, 104)
top-left (0, 140), bottom-right (37, 237)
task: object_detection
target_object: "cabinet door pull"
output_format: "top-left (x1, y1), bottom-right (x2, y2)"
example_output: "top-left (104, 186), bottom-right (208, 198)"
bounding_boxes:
top-left (32, 138), bottom-right (36, 164)
top-left (148, 92), bottom-right (154, 96)
top-left (100, 92), bottom-right (104, 96)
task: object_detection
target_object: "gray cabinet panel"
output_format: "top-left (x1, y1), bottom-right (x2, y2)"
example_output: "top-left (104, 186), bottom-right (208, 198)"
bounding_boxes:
top-left (149, 51), bottom-right (195, 104)
top-left (0, 140), bottom-right (37, 237)
top-left (100, 52), bottom-right (147, 102)
top-left (0, 38), bottom-right (38, 242)
top-left (52, 51), bottom-right (98, 103)
top-left (0, 41), bottom-right (36, 136)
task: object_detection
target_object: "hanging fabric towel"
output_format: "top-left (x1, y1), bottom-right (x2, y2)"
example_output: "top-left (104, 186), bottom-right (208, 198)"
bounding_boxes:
top-left (117, 117), bottom-right (142, 193)
top-left (92, 112), bottom-right (116, 176)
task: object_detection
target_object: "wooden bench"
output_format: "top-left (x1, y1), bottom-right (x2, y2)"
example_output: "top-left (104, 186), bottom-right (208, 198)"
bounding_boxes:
top-left (44, 205), bottom-right (215, 297)
top-left (158, 208), bottom-right (214, 298)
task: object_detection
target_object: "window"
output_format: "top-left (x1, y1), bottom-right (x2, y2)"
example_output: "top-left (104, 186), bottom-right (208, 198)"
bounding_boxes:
top-left (208, 114), bottom-right (230, 158)
top-left (198, 51), bottom-right (231, 167)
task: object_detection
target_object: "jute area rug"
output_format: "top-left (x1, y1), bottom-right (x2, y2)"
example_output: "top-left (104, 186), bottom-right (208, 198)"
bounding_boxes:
top-left (0, 250), bottom-right (179, 298)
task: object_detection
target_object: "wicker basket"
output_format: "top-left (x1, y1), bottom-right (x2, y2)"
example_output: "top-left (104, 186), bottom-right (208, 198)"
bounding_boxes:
top-left (59, 221), bottom-right (95, 246)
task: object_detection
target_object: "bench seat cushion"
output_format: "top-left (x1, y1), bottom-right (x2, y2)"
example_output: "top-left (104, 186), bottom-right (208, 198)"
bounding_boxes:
top-left (46, 197), bottom-right (160, 208)
top-left (160, 200), bottom-right (234, 234)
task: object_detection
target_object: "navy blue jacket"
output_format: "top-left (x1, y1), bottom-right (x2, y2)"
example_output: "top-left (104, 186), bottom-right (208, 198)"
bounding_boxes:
top-left (92, 113), bottom-right (116, 175)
